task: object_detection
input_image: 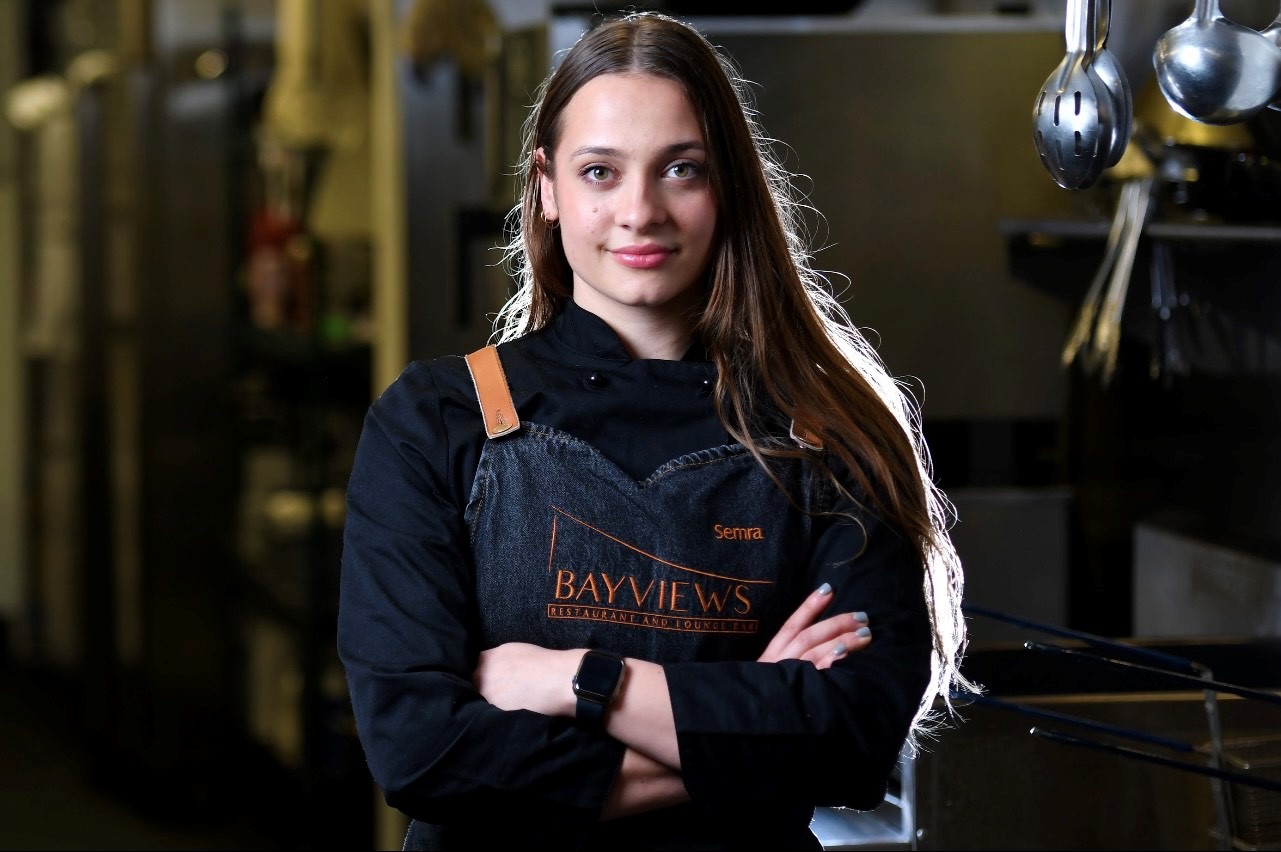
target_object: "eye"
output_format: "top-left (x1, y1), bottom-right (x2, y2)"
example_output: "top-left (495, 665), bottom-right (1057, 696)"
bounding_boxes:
top-left (667, 161), bottom-right (702, 179)
top-left (581, 164), bottom-right (613, 183)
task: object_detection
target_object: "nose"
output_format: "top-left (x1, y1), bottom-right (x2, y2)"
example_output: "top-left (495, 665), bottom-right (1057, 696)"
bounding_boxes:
top-left (615, 176), bottom-right (666, 230)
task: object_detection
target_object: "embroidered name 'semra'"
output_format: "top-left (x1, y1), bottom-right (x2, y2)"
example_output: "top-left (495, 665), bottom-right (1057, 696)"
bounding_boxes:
top-left (714, 524), bottom-right (765, 541)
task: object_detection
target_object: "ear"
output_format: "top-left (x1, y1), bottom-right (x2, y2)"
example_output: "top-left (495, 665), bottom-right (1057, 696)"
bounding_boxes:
top-left (536, 148), bottom-right (558, 223)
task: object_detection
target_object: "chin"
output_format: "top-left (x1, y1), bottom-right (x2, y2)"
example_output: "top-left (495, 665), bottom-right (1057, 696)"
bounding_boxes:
top-left (620, 291), bottom-right (694, 310)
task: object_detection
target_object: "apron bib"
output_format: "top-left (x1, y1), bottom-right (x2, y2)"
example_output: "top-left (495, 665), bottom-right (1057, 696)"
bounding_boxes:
top-left (463, 346), bottom-right (830, 662)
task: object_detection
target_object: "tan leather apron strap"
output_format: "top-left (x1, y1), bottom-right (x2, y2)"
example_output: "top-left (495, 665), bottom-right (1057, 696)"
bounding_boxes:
top-left (789, 417), bottom-right (824, 451)
top-left (465, 345), bottom-right (522, 439)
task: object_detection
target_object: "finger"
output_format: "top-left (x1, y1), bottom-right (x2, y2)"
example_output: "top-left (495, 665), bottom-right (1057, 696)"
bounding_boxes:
top-left (804, 625), bottom-right (873, 670)
top-left (759, 582), bottom-right (836, 662)
top-left (779, 610), bottom-right (868, 661)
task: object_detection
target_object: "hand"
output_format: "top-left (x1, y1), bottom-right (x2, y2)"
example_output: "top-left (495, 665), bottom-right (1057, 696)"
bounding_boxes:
top-left (757, 583), bottom-right (871, 669)
top-left (473, 642), bottom-right (579, 716)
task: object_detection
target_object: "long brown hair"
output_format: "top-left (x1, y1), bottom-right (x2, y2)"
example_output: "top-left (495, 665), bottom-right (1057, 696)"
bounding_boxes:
top-left (497, 11), bottom-right (974, 741)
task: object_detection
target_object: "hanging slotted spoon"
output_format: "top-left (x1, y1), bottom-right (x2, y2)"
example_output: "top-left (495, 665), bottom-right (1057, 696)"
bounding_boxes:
top-left (1033, 0), bottom-right (1115, 190)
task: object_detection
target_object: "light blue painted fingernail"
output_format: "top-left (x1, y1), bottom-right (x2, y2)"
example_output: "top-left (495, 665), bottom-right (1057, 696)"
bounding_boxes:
top-left (833, 642), bottom-right (848, 658)
top-left (855, 626), bottom-right (871, 639)
top-left (816, 582), bottom-right (832, 596)
top-left (852, 611), bottom-right (868, 624)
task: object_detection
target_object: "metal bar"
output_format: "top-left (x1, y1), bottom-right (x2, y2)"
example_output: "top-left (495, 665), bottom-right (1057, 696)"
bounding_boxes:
top-left (963, 602), bottom-right (1201, 673)
top-left (1200, 670), bottom-right (1236, 852)
top-left (954, 690), bottom-right (1196, 753)
top-left (1030, 727), bottom-right (1281, 794)
top-left (1025, 641), bottom-right (1281, 708)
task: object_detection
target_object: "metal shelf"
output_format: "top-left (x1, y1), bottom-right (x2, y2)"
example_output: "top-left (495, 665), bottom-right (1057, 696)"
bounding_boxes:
top-left (1001, 217), bottom-right (1281, 245)
top-left (1001, 216), bottom-right (1281, 347)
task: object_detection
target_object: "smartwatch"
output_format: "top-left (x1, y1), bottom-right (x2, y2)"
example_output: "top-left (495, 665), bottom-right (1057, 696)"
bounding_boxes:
top-left (572, 649), bottom-right (626, 729)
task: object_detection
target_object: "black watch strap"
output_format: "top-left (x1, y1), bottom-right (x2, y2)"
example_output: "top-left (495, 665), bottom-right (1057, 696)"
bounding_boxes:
top-left (576, 692), bottom-right (608, 728)
top-left (573, 649), bottom-right (625, 729)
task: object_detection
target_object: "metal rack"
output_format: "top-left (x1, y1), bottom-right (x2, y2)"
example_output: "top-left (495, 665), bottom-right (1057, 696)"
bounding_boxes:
top-left (961, 603), bottom-right (1281, 851)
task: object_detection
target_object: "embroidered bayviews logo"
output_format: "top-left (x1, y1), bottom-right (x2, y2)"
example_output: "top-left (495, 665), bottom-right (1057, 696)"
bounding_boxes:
top-left (546, 505), bottom-right (771, 634)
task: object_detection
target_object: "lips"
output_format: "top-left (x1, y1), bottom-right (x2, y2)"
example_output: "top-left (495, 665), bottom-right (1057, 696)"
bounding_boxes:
top-left (611, 244), bottom-right (674, 269)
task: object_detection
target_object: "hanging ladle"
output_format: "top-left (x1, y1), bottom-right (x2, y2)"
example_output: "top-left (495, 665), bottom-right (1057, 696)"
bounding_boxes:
top-left (1154, 0), bottom-right (1281, 125)
top-left (1033, 0), bottom-right (1115, 189)
top-left (1261, 2), bottom-right (1281, 111)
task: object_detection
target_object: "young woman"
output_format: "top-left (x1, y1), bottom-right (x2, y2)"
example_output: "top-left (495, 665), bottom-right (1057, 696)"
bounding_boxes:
top-left (338, 11), bottom-right (972, 851)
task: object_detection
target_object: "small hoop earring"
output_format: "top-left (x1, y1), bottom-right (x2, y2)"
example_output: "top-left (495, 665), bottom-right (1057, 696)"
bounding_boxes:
top-left (543, 215), bottom-right (559, 230)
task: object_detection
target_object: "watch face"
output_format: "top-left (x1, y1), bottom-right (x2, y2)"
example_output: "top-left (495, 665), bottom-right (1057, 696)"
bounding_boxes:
top-left (573, 651), bottom-right (625, 704)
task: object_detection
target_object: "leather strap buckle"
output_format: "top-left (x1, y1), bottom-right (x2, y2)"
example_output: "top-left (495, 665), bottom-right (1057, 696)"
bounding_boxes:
top-left (464, 344), bottom-right (522, 439)
top-left (789, 417), bottom-right (824, 451)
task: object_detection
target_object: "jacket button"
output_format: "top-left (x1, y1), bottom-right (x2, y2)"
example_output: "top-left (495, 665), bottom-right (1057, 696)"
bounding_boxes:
top-left (586, 372), bottom-right (608, 389)
top-left (699, 378), bottom-right (713, 397)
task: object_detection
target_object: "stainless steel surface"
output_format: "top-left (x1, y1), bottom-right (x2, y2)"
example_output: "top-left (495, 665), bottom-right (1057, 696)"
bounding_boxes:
top-left (915, 639), bottom-right (1281, 850)
top-left (1153, 0), bottom-right (1281, 125)
top-left (1032, 0), bottom-right (1115, 189)
top-left (809, 755), bottom-right (915, 850)
top-left (1131, 521), bottom-right (1281, 847)
top-left (1222, 735), bottom-right (1281, 849)
top-left (1133, 522), bottom-right (1281, 640)
top-left (966, 604), bottom-right (1278, 850)
top-left (1092, 0), bottom-right (1133, 166)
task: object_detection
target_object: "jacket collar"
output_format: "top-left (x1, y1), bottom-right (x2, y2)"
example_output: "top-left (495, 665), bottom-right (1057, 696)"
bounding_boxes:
top-left (553, 300), bottom-right (710, 364)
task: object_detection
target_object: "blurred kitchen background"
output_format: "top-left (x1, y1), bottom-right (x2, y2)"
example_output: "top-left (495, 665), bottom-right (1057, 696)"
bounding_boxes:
top-left (3, 0), bottom-right (1281, 849)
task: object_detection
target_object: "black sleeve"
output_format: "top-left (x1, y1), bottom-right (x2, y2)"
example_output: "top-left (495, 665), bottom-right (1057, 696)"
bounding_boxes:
top-left (336, 362), bottom-right (625, 825)
top-left (662, 486), bottom-right (933, 811)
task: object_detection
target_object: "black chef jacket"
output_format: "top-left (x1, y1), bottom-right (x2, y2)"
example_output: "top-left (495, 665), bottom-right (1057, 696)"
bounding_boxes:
top-left (337, 300), bottom-right (933, 850)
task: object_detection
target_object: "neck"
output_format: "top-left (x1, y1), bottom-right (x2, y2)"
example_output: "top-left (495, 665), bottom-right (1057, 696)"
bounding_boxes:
top-left (572, 297), bottom-right (697, 361)
top-left (613, 317), bottom-right (692, 361)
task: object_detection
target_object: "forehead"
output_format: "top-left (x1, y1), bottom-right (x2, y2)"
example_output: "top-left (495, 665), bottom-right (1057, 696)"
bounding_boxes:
top-left (554, 73), bottom-right (704, 156)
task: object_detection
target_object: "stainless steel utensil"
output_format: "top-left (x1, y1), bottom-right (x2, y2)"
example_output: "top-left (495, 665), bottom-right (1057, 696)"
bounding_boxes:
top-left (1261, 3), bottom-right (1281, 111)
top-left (1090, 176), bottom-right (1155, 385)
top-left (1154, 0), bottom-right (1281, 125)
top-left (1148, 239), bottom-right (1188, 385)
top-left (1061, 179), bottom-right (1137, 370)
top-left (1093, 0), bottom-right (1132, 166)
top-left (1033, 0), bottom-right (1115, 189)
top-left (1148, 239), bottom-right (1171, 383)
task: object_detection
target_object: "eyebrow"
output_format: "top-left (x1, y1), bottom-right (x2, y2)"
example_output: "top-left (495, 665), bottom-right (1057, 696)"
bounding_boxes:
top-left (568, 141), bottom-right (706, 159)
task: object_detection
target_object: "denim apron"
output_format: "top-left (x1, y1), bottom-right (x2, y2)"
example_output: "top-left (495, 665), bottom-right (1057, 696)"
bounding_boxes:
top-left (404, 347), bottom-right (831, 850)
top-left (466, 422), bottom-right (828, 661)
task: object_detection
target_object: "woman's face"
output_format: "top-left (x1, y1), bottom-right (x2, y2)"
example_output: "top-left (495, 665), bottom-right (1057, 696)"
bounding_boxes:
top-left (539, 73), bottom-right (717, 328)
